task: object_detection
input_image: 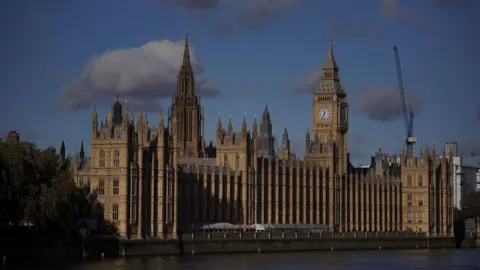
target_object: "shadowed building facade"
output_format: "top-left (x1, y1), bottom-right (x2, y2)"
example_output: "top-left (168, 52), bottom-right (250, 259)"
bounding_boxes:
top-left (72, 34), bottom-right (454, 239)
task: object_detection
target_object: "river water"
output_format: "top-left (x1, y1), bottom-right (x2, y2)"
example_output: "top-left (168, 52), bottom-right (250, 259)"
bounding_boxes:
top-left (15, 249), bottom-right (480, 270)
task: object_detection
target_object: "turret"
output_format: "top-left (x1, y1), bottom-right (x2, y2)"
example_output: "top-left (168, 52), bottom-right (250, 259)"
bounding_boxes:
top-left (107, 108), bottom-right (113, 123)
top-left (305, 129), bottom-right (311, 154)
top-left (92, 104), bottom-right (98, 138)
top-left (60, 140), bottom-right (65, 161)
top-left (252, 114), bottom-right (258, 141)
top-left (216, 114), bottom-right (222, 141)
top-left (227, 114), bottom-right (233, 135)
top-left (242, 113), bottom-right (247, 138)
top-left (136, 111), bottom-right (143, 146)
top-left (79, 141), bottom-right (85, 160)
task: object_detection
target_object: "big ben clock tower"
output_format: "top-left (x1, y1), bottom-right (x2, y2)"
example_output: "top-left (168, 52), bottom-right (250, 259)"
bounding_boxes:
top-left (305, 39), bottom-right (349, 173)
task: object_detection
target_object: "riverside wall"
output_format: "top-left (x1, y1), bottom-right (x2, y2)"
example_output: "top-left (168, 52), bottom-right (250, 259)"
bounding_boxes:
top-left (117, 232), bottom-right (473, 257)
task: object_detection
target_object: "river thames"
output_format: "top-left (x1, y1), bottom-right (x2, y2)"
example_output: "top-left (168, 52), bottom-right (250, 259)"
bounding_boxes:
top-left (15, 249), bottom-right (479, 270)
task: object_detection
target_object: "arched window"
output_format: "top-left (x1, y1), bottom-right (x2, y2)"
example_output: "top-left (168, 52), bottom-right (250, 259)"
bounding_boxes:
top-left (407, 175), bottom-right (412, 187)
top-left (235, 154), bottom-right (240, 169)
top-left (113, 177), bottom-right (119, 195)
top-left (223, 154), bottom-right (228, 166)
top-left (113, 150), bottom-right (120, 168)
top-left (99, 150), bottom-right (105, 167)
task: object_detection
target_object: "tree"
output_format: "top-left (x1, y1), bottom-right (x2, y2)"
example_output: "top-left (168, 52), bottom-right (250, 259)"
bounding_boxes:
top-left (0, 139), bottom-right (96, 233)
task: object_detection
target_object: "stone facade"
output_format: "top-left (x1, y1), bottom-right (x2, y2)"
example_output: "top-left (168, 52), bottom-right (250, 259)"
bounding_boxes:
top-left (72, 34), bottom-right (454, 239)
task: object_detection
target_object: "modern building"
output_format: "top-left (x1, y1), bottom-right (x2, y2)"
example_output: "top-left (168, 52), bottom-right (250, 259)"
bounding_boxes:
top-left (442, 142), bottom-right (480, 210)
top-left (72, 34), bottom-right (454, 239)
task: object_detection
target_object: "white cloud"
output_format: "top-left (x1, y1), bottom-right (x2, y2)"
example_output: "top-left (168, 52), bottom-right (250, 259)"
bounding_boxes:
top-left (58, 39), bottom-right (219, 111)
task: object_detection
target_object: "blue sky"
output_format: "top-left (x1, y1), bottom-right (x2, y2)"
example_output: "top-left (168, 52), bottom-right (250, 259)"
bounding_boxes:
top-left (1, 0), bottom-right (479, 166)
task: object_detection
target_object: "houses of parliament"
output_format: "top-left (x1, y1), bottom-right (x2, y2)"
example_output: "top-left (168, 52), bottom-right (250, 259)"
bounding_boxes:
top-left (73, 34), bottom-right (454, 239)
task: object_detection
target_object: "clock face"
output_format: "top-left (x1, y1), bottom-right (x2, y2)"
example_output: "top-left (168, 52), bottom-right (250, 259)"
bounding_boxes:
top-left (318, 108), bottom-right (330, 121)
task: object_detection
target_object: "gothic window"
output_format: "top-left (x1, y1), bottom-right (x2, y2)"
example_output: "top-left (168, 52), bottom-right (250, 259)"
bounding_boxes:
top-left (223, 154), bottom-right (228, 166)
top-left (113, 150), bottom-right (120, 168)
top-left (417, 192), bottom-right (423, 206)
top-left (407, 175), bottom-right (412, 187)
top-left (418, 175), bottom-right (423, 187)
top-left (113, 177), bottom-right (119, 195)
top-left (99, 150), bottom-right (106, 167)
top-left (112, 204), bottom-right (119, 221)
top-left (417, 211), bottom-right (423, 224)
top-left (407, 193), bottom-right (412, 206)
top-left (235, 154), bottom-right (240, 169)
top-left (406, 208), bottom-right (413, 223)
top-left (98, 178), bottom-right (105, 195)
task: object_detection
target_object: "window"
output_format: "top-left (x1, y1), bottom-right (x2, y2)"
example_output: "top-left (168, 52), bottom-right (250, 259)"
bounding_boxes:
top-left (407, 193), bottom-right (413, 206)
top-left (407, 175), bottom-right (413, 187)
top-left (223, 154), bottom-right (228, 166)
top-left (418, 175), bottom-right (423, 187)
top-left (407, 210), bottom-right (413, 223)
top-left (417, 192), bottom-right (423, 206)
top-left (98, 178), bottom-right (105, 195)
top-left (113, 177), bottom-right (119, 195)
top-left (113, 150), bottom-right (120, 168)
top-left (99, 150), bottom-right (105, 167)
top-left (235, 154), bottom-right (240, 169)
top-left (112, 204), bottom-right (119, 221)
top-left (418, 211), bottom-right (423, 223)
top-left (79, 176), bottom-right (84, 187)
top-left (131, 201), bottom-right (137, 221)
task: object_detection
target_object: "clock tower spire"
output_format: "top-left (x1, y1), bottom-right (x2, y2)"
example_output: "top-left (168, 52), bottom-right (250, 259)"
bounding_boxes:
top-left (306, 38), bottom-right (349, 173)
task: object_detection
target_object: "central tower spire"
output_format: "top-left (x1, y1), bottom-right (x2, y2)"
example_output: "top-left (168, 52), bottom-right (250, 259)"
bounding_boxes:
top-left (182, 32), bottom-right (191, 68)
top-left (322, 38), bottom-right (339, 71)
top-left (170, 32), bottom-right (204, 159)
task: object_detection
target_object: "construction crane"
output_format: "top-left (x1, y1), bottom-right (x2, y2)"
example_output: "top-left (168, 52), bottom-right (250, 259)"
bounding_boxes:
top-left (394, 46), bottom-right (417, 157)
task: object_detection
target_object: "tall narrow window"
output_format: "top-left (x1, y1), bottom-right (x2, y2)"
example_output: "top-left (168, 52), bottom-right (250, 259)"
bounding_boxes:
top-left (407, 193), bottom-right (412, 206)
top-left (418, 211), bottom-right (423, 224)
top-left (113, 177), bottom-right (119, 195)
top-left (418, 175), bottom-right (423, 187)
top-left (98, 178), bottom-right (105, 195)
top-left (417, 192), bottom-right (423, 206)
top-left (235, 154), bottom-right (240, 169)
top-left (223, 154), bottom-right (228, 166)
top-left (113, 150), bottom-right (120, 168)
top-left (407, 175), bottom-right (413, 187)
top-left (99, 150), bottom-right (106, 167)
top-left (407, 209), bottom-right (413, 223)
top-left (112, 204), bottom-right (119, 221)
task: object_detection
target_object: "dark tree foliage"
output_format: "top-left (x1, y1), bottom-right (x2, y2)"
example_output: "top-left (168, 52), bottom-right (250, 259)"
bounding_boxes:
top-left (0, 140), bottom-right (95, 233)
